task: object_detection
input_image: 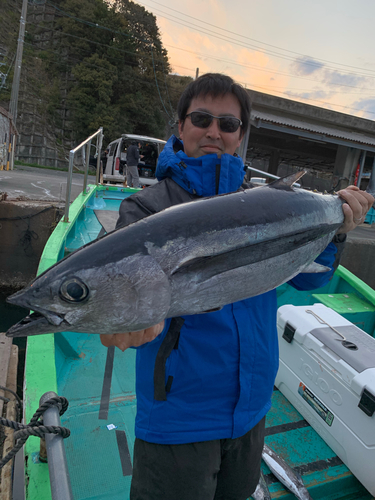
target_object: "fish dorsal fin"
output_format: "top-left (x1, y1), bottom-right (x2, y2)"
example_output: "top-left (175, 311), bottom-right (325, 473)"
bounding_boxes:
top-left (269, 170), bottom-right (306, 189)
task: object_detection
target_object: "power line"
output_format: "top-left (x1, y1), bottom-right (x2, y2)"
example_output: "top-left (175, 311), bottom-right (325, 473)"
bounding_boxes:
top-left (164, 43), bottom-right (375, 91)
top-left (46, 1), bottom-right (144, 42)
top-left (150, 46), bottom-right (174, 121)
top-left (26, 20), bottom-right (172, 67)
top-left (22, 43), bottom-right (184, 112)
top-left (137, 0), bottom-right (375, 79)
top-left (40, 1), bottom-right (375, 111)
top-left (34, 21), bottom-right (371, 95)
top-left (25, 1), bottom-right (374, 119)
top-left (43, 0), bottom-right (375, 96)
top-left (26, 21), bottom-right (140, 60)
top-left (140, 0), bottom-right (375, 77)
top-left (22, 44), bottom-right (374, 118)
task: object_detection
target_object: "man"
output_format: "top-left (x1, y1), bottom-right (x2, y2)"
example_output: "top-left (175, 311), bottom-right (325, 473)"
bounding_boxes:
top-left (101, 148), bottom-right (109, 174)
top-left (101, 73), bottom-right (374, 500)
top-left (125, 141), bottom-right (143, 187)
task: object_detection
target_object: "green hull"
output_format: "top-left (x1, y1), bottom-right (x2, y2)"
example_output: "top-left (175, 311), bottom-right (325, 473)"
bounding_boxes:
top-left (23, 184), bottom-right (375, 500)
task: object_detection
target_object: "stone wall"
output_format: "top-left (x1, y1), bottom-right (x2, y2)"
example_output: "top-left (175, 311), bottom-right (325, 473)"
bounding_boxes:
top-left (16, 90), bottom-right (69, 169)
top-left (0, 106), bottom-right (15, 169)
top-left (5, 2), bottom-right (74, 169)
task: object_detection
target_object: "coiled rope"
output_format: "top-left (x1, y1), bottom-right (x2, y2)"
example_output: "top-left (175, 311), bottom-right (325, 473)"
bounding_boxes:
top-left (0, 395), bottom-right (70, 469)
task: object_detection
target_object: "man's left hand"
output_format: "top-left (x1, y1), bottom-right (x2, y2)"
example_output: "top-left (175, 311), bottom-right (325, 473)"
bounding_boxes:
top-left (336, 186), bottom-right (374, 234)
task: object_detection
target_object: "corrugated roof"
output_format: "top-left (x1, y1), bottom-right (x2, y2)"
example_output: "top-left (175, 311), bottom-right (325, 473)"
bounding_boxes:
top-left (251, 110), bottom-right (375, 148)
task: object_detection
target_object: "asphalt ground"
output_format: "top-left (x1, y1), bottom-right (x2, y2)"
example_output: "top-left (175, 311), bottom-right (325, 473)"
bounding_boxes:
top-left (0, 165), bottom-right (96, 202)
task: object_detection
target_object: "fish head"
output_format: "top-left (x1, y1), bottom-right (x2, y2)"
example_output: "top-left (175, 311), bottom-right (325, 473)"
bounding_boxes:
top-left (6, 253), bottom-right (171, 337)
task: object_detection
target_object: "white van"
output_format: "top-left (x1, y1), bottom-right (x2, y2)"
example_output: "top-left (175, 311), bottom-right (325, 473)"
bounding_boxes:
top-left (104, 134), bottom-right (167, 185)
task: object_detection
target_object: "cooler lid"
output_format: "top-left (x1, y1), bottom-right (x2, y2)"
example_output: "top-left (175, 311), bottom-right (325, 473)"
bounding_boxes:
top-left (310, 325), bottom-right (375, 373)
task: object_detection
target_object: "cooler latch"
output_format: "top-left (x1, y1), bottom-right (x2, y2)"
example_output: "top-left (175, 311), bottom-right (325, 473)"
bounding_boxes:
top-left (358, 389), bottom-right (375, 417)
top-left (282, 323), bottom-right (296, 343)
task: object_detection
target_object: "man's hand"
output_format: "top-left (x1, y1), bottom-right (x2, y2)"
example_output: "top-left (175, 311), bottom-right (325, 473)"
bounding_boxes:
top-left (100, 321), bottom-right (165, 352)
top-left (336, 186), bottom-right (374, 234)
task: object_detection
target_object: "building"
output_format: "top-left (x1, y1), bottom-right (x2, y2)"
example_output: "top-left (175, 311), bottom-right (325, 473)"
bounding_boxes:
top-left (239, 89), bottom-right (375, 192)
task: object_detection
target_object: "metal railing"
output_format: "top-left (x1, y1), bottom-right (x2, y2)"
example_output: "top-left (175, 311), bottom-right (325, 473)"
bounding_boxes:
top-left (245, 164), bottom-right (280, 181)
top-left (39, 392), bottom-right (73, 500)
top-left (64, 127), bottom-right (103, 223)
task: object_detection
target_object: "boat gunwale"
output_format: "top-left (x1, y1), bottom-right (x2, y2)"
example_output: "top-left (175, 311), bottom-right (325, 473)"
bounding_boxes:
top-left (24, 184), bottom-right (139, 499)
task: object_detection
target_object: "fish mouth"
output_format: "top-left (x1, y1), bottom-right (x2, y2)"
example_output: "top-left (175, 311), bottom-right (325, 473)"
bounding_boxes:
top-left (6, 309), bottom-right (69, 338)
top-left (7, 289), bottom-right (68, 329)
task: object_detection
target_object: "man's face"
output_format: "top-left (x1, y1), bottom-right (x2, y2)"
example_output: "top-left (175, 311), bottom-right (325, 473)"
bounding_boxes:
top-left (178, 93), bottom-right (243, 158)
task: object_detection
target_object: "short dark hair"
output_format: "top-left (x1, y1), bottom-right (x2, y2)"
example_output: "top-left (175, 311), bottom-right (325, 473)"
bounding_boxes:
top-left (177, 73), bottom-right (251, 135)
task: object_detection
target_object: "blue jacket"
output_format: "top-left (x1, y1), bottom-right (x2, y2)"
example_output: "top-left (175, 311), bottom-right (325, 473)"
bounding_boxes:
top-left (133, 135), bottom-right (338, 444)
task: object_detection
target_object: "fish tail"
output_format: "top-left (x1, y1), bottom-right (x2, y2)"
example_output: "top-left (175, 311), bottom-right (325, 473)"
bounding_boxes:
top-left (366, 169), bottom-right (375, 208)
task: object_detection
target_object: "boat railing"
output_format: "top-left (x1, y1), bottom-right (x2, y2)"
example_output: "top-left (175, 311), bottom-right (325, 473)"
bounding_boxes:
top-left (64, 127), bottom-right (103, 223)
top-left (39, 391), bottom-right (73, 500)
top-left (245, 164), bottom-right (280, 181)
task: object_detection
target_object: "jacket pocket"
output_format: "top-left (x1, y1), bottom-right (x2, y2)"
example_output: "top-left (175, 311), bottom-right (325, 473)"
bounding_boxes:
top-left (153, 317), bottom-right (184, 401)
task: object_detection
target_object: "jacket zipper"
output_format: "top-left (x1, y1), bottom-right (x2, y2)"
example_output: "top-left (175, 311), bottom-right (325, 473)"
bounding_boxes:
top-left (215, 163), bottom-right (221, 195)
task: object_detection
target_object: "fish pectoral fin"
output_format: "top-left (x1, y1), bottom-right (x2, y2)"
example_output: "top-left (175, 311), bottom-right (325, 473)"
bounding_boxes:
top-left (300, 262), bottom-right (331, 273)
top-left (197, 306), bottom-right (223, 314)
top-left (171, 255), bottom-right (212, 275)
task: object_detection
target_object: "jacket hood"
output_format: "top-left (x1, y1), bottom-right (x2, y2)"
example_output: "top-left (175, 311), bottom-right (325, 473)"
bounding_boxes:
top-left (156, 135), bottom-right (245, 197)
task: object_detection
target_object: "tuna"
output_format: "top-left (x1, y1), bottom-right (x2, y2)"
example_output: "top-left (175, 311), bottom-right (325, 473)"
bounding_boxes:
top-left (5, 171), bottom-right (372, 337)
top-left (252, 471), bottom-right (271, 500)
top-left (262, 444), bottom-right (312, 500)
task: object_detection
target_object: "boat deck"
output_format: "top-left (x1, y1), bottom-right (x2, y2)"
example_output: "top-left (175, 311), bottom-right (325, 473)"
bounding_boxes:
top-left (22, 184), bottom-right (375, 500)
top-left (53, 328), bottom-right (372, 499)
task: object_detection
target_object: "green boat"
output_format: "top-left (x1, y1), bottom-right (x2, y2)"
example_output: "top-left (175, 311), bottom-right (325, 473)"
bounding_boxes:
top-left (13, 130), bottom-right (375, 499)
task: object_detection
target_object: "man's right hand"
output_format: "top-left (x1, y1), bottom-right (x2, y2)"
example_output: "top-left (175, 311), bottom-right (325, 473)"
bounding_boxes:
top-left (100, 321), bottom-right (165, 352)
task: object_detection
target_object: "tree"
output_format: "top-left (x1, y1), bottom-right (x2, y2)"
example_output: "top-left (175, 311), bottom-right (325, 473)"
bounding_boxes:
top-left (0, 0), bottom-right (176, 165)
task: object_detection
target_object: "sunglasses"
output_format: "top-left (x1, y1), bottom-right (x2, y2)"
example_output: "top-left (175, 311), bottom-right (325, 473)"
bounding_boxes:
top-left (185, 111), bottom-right (242, 133)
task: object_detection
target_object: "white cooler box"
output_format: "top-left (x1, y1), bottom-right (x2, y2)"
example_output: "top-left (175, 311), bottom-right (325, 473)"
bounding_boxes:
top-left (275, 303), bottom-right (375, 496)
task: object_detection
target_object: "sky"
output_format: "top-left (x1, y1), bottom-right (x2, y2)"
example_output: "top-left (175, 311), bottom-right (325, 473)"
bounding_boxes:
top-left (135, 0), bottom-right (375, 120)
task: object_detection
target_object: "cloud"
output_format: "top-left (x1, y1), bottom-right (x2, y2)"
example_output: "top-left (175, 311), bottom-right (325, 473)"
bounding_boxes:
top-left (322, 70), bottom-right (371, 89)
top-left (291, 56), bottom-right (325, 76)
top-left (351, 98), bottom-right (375, 119)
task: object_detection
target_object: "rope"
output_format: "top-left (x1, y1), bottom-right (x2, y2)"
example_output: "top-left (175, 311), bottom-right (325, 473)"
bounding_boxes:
top-left (0, 396), bottom-right (70, 469)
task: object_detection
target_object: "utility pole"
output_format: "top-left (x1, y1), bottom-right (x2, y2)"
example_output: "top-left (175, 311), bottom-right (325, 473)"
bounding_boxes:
top-left (8, 0), bottom-right (28, 170)
top-left (9, 0), bottom-right (28, 127)
top-left (195, 68), bottom-right (199, 80)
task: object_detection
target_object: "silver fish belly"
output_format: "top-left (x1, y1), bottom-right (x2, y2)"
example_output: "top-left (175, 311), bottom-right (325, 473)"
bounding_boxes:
top-left (262, 444), bottom-right (312, 500)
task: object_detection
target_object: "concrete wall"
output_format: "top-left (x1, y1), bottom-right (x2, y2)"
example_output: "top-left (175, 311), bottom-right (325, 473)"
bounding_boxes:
top-left (0, 201), bottom-right (64, 288)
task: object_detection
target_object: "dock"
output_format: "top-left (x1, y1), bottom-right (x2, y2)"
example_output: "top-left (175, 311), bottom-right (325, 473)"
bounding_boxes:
top-left (0, 333), bottom-right (19, 500)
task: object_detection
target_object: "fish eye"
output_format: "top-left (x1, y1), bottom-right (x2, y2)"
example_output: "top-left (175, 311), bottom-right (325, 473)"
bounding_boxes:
top-left (59, 278), bottom-right (89, 303)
